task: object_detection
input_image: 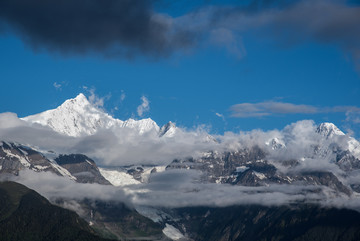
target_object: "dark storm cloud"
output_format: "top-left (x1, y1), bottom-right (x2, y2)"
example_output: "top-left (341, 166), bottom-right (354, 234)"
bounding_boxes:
top-left (1, 0), bottom-right (359, 61)
top-left (213, 0), bottom-right (360, 64)
top-left (0, 0), bottom-right (194, 58)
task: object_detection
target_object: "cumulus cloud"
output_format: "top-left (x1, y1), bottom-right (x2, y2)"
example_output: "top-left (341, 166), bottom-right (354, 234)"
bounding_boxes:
top-left (137, 96), bottom-right (150, 117)
top-left (230, 101), bottom-right (360, 118)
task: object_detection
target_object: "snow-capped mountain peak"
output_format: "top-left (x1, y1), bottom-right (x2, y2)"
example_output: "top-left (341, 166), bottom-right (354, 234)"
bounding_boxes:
top-left (159, 121), bottom-right (177, 137)
top-left (316, 122), bottom-right (345, 138)
top-left (21, 93), bottom-right (119, 137)
top-left (265, 137), bottom-right (286, 150)
top-left (21, 93), bottom-right (173, 138)
top-left (121, 118), bottom-right (160, 134)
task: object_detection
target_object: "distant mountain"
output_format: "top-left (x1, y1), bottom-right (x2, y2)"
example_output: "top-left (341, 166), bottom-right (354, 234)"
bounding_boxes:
top-left (3, 93), bottom-right (360, 240)
top-left (0, 181), bottom-right (113, 241)
top-left (0, 141), bottom-right (108, 185)
top-left (164, 122), bottom-right (360, 195)
top-left (21, 93), bottom-right (175, 138)
top-left (55, 154), bottom-right (111, 185)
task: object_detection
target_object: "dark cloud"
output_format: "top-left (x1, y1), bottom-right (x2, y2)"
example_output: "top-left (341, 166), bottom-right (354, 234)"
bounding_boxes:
top-left (1, 0), bottom-right (359, 62)
top-left (0, 0), bottom-right (194, 58)
top-left (231, 0), bottom-right (360, 65)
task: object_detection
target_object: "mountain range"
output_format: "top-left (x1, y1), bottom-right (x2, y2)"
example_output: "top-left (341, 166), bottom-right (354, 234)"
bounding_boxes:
top-left (1, 93), bottom-right (360, 240)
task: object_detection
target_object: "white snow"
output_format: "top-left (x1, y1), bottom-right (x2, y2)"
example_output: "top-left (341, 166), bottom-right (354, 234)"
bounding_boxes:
top-left (3, 148), bottom-right (31, 168)
top-left (49, 161), bottom-right (77, 181)
top-left (162, 224), bottom-right (185, 240)
top-left (34, 165), bottom-right (48, 170)
top-left (316, 122), bottom-right (345, 138)
top-left (253, 171), bottom-right (266, 180)
top-left (99, 168), bottom-right (140, 186)
top-left (265, 137), bottom-right (286, 150)
top-left (236, 166), bottom-right (249, 172)
top-left (159, 121), bottom-right (177, 137)
top-left (348, 137), bottom-right (360, 159)
top-left (85, 159), bottom-right (93, 166)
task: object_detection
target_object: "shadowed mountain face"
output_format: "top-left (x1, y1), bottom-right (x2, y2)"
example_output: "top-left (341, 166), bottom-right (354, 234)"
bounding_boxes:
top-left (0, 181), bottom-right (114, 241)
top-left (55, 154), bottom-right (111, 185)
top-left (170, 205), bottom-right (360, 241)
top-left (55, 199), bottom-right (166, 240)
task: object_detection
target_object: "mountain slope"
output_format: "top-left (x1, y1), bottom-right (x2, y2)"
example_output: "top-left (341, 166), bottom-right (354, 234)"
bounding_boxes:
top-left (173, 205), bottom-right (360, 241)
top-left (0, 141), bottom-right (111, 185)
top-left (0, 181), bottom-right (114, 241)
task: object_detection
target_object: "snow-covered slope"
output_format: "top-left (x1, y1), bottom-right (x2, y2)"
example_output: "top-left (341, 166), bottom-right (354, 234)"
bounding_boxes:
top-left (316, 122), bottom-right (360, 159)
top-left (22, 93), bottom-right (119, 137)
top-left (316, 122), bottom-right (345, 138)
top-left (159, 121), bottom-right (177, 137)
top-left (21, 93), bottom-right (171, 137)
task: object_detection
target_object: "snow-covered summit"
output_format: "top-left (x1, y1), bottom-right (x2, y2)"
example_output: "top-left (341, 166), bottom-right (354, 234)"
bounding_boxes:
top-left (159, 121), bottom-right (177, 137)
top-left (316, 122), bottom-right (345, 138)
top-left (22, 93), bottom-right (119, 137)
top-left (265, 137), bottom-right (286, 150)
top-left (21, 93), bottom-right (167, 137)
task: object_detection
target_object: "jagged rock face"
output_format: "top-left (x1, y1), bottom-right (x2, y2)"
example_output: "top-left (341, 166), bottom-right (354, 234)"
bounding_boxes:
top-left (0, 141), bottom-right (60, 175)
top-left (0, 141), bottom-right (111, 185)
top-left (165, 145), bottom-right (353, 195)
top-left (55, 154), bottom-right (111, 185)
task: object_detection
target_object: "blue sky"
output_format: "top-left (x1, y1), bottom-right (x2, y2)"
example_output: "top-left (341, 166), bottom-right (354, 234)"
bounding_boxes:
top-left (0, 0), bottom-right (359, 137)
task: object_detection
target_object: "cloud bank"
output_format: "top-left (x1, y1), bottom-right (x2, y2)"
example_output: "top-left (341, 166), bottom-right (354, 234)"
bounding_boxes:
top-left (1, 113), bottom-right (360, 210)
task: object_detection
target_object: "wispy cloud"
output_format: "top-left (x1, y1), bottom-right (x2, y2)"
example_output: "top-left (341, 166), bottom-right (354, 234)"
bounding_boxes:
top-left (137, 96), bottom-right (150, 117)
top-left (82, 87), bottom-right (111, 108)
top-left (230, 101), bottom-right (360, 118)
top-left (53, 82), bottom-right (62, 90)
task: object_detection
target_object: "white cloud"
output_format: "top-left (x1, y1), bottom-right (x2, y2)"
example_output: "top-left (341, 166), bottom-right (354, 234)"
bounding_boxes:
top-left (120, 90), bottom-right (126, 102)
top-left (209, 28), bottom-right (246, 59)
top-left (215, 112), bottom-right (224, 118)
top-left (346, 110), bottom-right (360, 124)
top-left (1, 114), bottom-right (360, 210)
top-left (137, 96), bottom-right (150, 117)
top-left (53, 82), bottom-right (62, 90)
top-left (83, 87), bottom-right (111, 108)
top-left (230, 101), bottom-right (360, 118)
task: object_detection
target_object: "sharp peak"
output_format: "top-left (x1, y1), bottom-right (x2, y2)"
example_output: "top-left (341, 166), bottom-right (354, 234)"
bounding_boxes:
top-left (318, 122), bottom-right (337, 128)
top-left (74, 93), bottom-right (87, 100)
top-left (316, 122), bottom-right (345, 137)
top-left (61, 93), bottom-right (91, 108)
